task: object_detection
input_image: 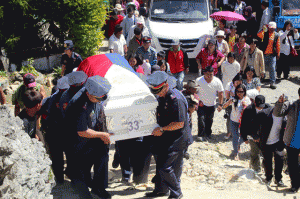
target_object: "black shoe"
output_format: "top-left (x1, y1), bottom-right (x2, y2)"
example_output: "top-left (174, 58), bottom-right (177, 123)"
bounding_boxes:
top-left (288, 187), bottom-right (299, 193)
top-left (112, 158), bottom-right (120, 169)
top-left (184, 152), bottom-right (190, 160)
top-left (206, 135), bottom-right (212, 140)
top-left (168, 194), bottom-right (183, 199)
top-left (91, 189), bottom-right (112, 199)
top-left (274, 180), bottom-right (285, 187)
top-left (270, 84), bottom-right (277, 89)
top-left (145, 191), bottom-right (169, 197)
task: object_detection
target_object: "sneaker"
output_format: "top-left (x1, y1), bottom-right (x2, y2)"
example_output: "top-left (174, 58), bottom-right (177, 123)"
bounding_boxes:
top-left (270, 84), bottom-right (277, 89)
top-left (145, 190), bottom-right (169, 197)
top-left (288, 187), bottom-right (299, 193)
top-left (91, 189), bottom-right (112, 199)
top-left (168, 193), bottom-right (183, 199)
top-left (265, 179), bottom-right (271, 188)
top-left (274, 180), bottom-right (285, 187)
top-left (184, 152), bottom-right (190, 160)
top-left (196, 136), bottom-right (206, 142)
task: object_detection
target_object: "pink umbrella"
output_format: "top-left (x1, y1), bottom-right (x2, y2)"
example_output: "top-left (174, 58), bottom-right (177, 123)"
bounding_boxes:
top-left (210, 11), bottom-right (246, 21)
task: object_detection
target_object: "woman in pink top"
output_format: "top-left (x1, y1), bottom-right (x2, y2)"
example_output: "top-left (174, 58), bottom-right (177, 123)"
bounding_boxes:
top-left (128, 53), bottom-right (144, 74)
top-left (196, 39), bottom-right (225, 77)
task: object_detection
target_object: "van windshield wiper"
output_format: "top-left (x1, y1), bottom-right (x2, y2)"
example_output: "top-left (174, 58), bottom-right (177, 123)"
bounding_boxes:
top-left (151, 16), bottom-right (171, 21)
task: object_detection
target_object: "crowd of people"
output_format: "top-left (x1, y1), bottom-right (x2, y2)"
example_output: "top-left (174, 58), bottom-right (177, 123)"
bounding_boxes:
top-left (0, 0), bottom-right (300, 198)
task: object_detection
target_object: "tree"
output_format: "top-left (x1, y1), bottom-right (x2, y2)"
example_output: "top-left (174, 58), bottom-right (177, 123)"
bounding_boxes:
top-left (0, 0), bottom-right (109, 70)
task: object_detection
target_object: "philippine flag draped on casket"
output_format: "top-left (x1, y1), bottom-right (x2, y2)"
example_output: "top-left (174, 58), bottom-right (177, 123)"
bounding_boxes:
top-left (77, 53), bottom-right (158, 142)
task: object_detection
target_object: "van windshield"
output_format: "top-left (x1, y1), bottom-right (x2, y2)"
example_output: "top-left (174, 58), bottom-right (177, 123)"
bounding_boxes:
top-left (150, 0), bottom-right (208, 22)
top-left (282, 0), bottom-right (300, 16)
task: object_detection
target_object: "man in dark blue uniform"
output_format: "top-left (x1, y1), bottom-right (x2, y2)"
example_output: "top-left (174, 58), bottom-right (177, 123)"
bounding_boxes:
top-left (60, 71), bottom-right (87, 118)
top-left (42, 76), bottom-right (69, 183)
top-left (59, 71), bottom-right (87, 179)
top-left (145, 71), bottom-right (191, 199)
top-left (64, 75), bottom-right (112, 199)
top-left (61, 40), bottom-right (83, 76)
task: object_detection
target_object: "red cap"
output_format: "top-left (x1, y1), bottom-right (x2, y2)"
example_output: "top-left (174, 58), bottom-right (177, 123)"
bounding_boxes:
top-left (23, 73), bottom-right (36, 88)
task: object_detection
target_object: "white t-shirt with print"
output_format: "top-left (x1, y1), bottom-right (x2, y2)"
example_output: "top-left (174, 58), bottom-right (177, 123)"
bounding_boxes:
top-left (196, 76), bottom-right (224, 107)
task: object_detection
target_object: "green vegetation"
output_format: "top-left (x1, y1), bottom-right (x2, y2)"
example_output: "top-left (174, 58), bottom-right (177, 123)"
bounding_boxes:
top-left (0, 0), bottom-right (109, 70)
top-left (19, 58), bottom-right (39, 77)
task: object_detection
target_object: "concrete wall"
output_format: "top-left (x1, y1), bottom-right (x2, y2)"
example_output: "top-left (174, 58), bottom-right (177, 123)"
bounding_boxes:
top-left (2, 54), bottom-right (62, 72)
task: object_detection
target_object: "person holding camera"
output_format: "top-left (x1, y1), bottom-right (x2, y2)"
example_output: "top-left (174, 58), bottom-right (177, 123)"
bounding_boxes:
top-left (223, 84), bottom-right (251, 160)
top-left (277, 21), bottom-right (299, 80)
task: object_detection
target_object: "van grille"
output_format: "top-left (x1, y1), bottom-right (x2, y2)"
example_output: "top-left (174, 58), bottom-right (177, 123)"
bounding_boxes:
top-left (158, 38), bottom-right (199, 52)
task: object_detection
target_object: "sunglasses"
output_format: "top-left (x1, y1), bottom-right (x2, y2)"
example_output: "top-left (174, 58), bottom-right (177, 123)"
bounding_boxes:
top-left (237, 91), bottom-right (244, 93)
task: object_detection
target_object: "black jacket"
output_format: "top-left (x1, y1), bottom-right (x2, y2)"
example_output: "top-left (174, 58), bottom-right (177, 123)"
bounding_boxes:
top-left (256, 106), bottom-right (286, 151)
top-left (240, 103), bottom-right (271, 142)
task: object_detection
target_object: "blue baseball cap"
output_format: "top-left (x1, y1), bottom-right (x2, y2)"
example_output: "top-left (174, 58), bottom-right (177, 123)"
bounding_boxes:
top-left (146, 71), bottom-right (176, 94)
top-left (85, 76), bottom-right (111, 98)
top-left (57, 76), bottom-right (70, 90)
top-left (66, 71), bottom-right (88, 86)
top-left (64, 40), bottom-right (74, 50)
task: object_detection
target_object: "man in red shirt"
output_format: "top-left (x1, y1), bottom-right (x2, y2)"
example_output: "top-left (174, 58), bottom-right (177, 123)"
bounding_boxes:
top-left (107, 10), bottom-right (124, 38)
top-left (165, 39), bottom-right (189, 91)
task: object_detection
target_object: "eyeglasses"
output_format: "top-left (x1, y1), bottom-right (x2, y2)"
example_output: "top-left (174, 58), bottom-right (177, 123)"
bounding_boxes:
top-left (237, 91), bottom-right (244, 93)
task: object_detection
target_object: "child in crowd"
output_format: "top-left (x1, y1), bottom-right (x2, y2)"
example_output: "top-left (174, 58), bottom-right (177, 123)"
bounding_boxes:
top-left (18, 89), bottom-right (45, 142)
top-left (157, 51), bottom-right (171, 74)
top-left (0, 83), bottom-right (6, 105)
top-left (128, 53), bottom-right (145, 74)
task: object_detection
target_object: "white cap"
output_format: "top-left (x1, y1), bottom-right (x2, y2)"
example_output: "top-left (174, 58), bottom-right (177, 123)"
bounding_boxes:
top-left (247, 89), bottom-right (260, 100)
top-left (268, 21), bottom-right (277, 29)
top-left (136, 17), bottom-right (145, 25)
top-left (216, 30), bottom-right (225, 38)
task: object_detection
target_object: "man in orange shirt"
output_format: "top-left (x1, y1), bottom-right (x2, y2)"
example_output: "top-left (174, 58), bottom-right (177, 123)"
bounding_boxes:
top-left (257, 21), bottom-right (280, 89)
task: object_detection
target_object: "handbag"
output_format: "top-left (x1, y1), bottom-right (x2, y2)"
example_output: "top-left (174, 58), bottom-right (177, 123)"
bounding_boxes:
top-left (288, 37), bottom-right (298, 57)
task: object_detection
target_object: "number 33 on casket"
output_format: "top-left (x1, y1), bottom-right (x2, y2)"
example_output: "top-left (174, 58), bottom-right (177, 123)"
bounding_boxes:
top-left (77, 53), bottom-right (159, 142)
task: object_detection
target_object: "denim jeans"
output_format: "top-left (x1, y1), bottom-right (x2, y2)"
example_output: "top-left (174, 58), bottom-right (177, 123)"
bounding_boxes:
top-left (264, 55), bottom-right (277, 84)
top-left (172, 71), bottom-right (185, 91)
top-left (230, 119), bottom-right (244, 155)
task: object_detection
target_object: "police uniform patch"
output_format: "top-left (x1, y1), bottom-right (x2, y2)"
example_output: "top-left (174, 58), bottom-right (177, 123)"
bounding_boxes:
top-left (64, 60), bottom-right (67, 64)
top-left (90, 110), bottom-right (95, 118)
top-left (63, 102), bottom-right (68, 110)
top-left (56, 102), bottom-right (60, 108)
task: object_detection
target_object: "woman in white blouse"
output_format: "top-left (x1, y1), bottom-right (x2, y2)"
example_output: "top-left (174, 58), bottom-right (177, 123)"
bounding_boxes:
top-left (278, 21), bottom-right (299, 79)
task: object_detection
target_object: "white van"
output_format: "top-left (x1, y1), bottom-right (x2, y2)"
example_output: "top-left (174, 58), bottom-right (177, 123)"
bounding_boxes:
top-left (145, 0), bottom-right (214, 59)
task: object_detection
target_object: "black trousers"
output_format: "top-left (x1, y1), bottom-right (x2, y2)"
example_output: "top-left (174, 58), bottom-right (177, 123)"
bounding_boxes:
top-left (45, 133), bottom-right (64, 183)
top-left (154, 150), bottom-right (184, 197)
top-left (197, 105), bottom-right (215, 137)
top-left (277, 53), bottom-right (291, 79)
top-left (72, 139), bottom-right (109, 192)
top-left (261, 142), bottom-right (284, 182)
top-left (287, 146), bottom-right (300, 189)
